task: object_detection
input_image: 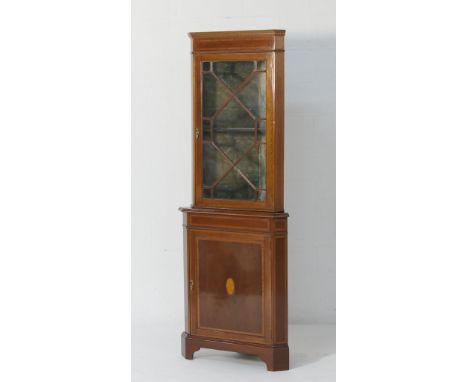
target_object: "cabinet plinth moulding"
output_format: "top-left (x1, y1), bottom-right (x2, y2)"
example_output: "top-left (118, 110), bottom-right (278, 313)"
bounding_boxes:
top-left (180, 29), bottom-right (288, 371)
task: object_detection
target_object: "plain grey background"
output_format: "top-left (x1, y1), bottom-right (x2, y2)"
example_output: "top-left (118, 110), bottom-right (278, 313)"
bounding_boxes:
top-left (132, 0), bottom-right (335, 327)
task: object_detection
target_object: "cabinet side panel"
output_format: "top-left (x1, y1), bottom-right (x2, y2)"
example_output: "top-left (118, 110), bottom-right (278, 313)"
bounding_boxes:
top-left (273, 51), bottom-right (285, 211)
top-left (274, 236), bottom-right (288, 342)
top-left (182, 214), bottom-right (190, 333)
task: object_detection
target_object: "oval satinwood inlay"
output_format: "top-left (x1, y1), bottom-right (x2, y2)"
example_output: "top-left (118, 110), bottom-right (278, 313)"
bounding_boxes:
top-left (225, 277), bottom-right (235, 296)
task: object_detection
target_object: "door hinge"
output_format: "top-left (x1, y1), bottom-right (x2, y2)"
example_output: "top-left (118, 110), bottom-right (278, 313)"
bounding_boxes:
top-left (195, 128), bottom-right (199, 140)
top-left (189, 280), bottom-right (194, 292)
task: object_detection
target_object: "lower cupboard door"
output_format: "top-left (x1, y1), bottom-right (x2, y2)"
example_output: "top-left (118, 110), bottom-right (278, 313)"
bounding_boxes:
top-left (189, 230), bottom-right (271, 344)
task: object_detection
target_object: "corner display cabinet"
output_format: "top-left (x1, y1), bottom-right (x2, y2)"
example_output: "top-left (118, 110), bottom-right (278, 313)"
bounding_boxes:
top-left (180, 30), bottom-right (288, 371)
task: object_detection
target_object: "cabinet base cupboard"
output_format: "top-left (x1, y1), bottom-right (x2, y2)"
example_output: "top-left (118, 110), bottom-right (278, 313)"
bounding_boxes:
top-left (180, 30), bottom-right (289, 371)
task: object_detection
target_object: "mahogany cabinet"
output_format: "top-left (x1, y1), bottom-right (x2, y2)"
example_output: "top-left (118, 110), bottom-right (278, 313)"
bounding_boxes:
top-left (180, 30), bottom-right (288, 371)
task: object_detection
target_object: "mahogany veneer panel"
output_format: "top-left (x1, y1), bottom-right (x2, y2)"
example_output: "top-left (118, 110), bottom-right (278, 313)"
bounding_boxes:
top-left (197, 239), bottom-right (263, 334)
top-left (190, 30), bottom-right (285, 53)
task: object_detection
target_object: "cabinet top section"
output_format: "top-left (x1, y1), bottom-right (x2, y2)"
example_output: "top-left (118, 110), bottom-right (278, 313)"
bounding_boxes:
top-left (189, 29), bottom-right (285, 54)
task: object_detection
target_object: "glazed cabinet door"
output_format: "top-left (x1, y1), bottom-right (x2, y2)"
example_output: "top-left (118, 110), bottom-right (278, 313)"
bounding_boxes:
top-left (193, 53), bottom-right (278, 211)
top-left (188, 229), bottom-right (272, 344)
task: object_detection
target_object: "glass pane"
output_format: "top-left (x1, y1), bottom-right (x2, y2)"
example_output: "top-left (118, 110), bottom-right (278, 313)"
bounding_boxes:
top-left (203, 143), bottom-right (231, 188)
top-left (213, 170), bottom-right (258, 200)
top-left (258, 119), bottom-right (266, 143)
top-left (202, 120), bottom-right (211, 142)
top-left (201, 60), bottom-right (267, 201)
top-left (213, 61), bottom-right (254, 89)
top-left (237, 71), bottom-right (266, 118)
top-left (213, 97), bottom-right (255, 131)
top-left (213, 130), bottom-right (255, 162)
top-left (202, 73), bottom-right (230, 118)
top-left (236, 143), bottom-right (266, 191)
top-left (259, 143), bottom-right (266, 190)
